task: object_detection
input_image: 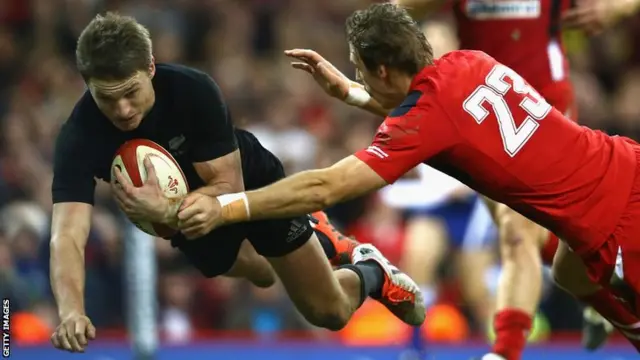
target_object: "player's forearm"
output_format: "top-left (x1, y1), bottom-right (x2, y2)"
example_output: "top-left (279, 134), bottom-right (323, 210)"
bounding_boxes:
top-left (50, 236), bottom-right (86, 317)
top-left (194, 182), bottom-right (238, 197)
top-left (217, 169), bottom-right (338, 224)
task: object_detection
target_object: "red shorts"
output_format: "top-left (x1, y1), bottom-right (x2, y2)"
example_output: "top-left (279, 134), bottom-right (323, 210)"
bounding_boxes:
top-left (582, 144), bottom-right (640, 297)
top-left (538, 80), bottom-right (578, 122)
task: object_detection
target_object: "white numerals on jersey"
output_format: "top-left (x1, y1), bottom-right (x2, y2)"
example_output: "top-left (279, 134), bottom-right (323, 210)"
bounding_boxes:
top-left (463, 64), bottom-right (552, 156)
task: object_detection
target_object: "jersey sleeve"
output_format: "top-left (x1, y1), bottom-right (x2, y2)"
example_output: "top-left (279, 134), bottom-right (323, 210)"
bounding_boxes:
top-left (354, 91), bottom-right (457, 184)
top-left (51, 121), bottom-right (97, 204)
top-left (188, 73), bottom-right (238, 162)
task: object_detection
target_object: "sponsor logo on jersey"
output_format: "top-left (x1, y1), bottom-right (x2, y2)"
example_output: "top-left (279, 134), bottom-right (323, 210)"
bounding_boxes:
top-left (366, 146), bottom-right (389, 159)
top-left (168, 135), bottom-right (187, 156)
top-left (466, 0), bottom-right (541, 20)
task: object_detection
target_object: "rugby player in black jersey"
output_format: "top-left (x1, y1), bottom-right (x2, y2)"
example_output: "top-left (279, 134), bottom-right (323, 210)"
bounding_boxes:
top-left (49, 13), bottom-right (425, 353)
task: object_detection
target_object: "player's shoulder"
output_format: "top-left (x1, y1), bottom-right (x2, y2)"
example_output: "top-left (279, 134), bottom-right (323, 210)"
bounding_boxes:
top-left (411, 50), bottom-right (498, 99)
top-left (153, 63), bottom-right (224, 108)
top-left (438, 50), bottom-right (497, 67)
top-left (429, 50), bottom-right (497, 81)
top-left (60, 90), bottom-right (104, 136)
top-left (154, 63), bottom-right (219, 90)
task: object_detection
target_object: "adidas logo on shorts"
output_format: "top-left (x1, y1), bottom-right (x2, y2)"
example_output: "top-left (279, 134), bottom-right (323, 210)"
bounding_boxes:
top-left (286, 219), bottom-right (308, 242)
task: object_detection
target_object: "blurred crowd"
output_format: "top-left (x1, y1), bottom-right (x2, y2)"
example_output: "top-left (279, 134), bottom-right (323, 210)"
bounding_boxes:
top-left (1, 0), bottom-right (640, 345)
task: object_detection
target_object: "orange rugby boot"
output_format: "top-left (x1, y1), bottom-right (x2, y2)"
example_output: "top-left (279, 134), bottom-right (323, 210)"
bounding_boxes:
top-left (352, 243), bottom-right (426, 326)
top-left (309, 211), bottom-right (359, 266)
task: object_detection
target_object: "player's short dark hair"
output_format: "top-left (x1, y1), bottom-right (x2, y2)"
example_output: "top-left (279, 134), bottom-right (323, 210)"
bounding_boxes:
top-left (346, 3), bottom-right (433, 75)
top-left (75, 12), bottom-right (153, 81)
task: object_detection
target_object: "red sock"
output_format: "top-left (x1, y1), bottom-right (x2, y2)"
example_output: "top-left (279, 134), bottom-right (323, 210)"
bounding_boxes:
top-left (580, 288), bottom-right (640, 351)
top-left (492, 309), bottom-right (532, 360)
top-left (540, 233), bottom-right (559, 266)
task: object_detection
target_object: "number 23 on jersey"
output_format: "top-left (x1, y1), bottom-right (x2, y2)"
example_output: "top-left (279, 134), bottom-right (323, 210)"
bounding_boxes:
top-left (463, 64), bottom-right (552, 157)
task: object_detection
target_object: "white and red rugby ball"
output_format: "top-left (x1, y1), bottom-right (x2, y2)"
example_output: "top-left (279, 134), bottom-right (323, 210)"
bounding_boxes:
top-left (111, 139), bottom-right (189, 238)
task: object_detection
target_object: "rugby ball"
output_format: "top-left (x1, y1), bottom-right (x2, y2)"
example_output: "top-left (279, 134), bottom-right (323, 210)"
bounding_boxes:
top-left (111, 139), bottom-right (189, 238)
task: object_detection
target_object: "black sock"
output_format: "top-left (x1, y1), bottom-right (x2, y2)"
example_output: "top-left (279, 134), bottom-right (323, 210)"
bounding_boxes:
top-left (339, 261), bottom-right (385, 305)
top-left (315, 230), bottom-right (337, 260)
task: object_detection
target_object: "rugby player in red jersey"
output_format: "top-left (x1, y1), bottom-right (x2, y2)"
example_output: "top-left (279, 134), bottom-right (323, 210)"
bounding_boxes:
top-left (389, 0), bottom-right (640, 356)
top-left (394, 1), bottom-right (577, 357)
top-left (175, 4), bottom-right (640, 359)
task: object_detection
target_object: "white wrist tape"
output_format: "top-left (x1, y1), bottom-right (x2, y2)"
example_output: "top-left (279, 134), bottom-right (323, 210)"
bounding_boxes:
top-left (216, 192), bottom-right (251, 219)
top-left (345, 83), bottom-right (371, 107)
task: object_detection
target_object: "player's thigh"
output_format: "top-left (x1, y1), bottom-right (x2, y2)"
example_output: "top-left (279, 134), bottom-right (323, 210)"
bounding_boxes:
top-left (224, 239), bottom-right (272, 282)
top-left (552, 240), bottom-right (610, 296)
top-left (248, 220), bottom-right (346, 314)
top-left (401, 211), bottom-right (448, 274)
top-left (175, 226), bottom-right (245, 278)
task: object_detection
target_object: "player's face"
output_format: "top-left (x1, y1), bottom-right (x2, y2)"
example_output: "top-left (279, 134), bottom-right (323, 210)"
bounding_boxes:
top-left (88, 64), bottom-right (156, 131)
top-left (350, 46), bottom-right (410, 109)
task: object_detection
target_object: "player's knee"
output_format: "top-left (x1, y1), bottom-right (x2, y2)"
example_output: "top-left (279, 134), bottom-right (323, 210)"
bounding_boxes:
top-left (497, 206), bottom-right (539, 249)
top-left (249, 271), bottom-right (276, 288)
top-left (299, 304), bottom-right (350, 331)
top-left (243, 259), bottom-right (276, 288)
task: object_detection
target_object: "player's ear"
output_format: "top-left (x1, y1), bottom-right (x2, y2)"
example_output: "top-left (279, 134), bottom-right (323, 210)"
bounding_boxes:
top-left (377, 65), bottom-right (389, 81)
top-left (148, 59), bottom-right (156, 78)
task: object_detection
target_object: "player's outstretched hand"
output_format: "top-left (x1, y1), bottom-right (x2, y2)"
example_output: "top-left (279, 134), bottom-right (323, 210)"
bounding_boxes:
top-left (177, 193), bottom-right (222, 239)
top-left (51, 313), bottom-right (96, 353)
top-left (562, 0), bottom-right (623, 35)
top-left (285, 49), bottom-right (351, 101)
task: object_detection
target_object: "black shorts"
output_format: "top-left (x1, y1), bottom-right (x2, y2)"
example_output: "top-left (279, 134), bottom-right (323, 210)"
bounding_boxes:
top-left (172, 129), bottom-right (313, 277)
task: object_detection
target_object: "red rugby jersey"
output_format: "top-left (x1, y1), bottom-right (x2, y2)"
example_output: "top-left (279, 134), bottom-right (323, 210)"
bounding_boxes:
top-left (354, 50), bottom-right (637, 255)
top-left (453, 0), bottom-right (572, 92)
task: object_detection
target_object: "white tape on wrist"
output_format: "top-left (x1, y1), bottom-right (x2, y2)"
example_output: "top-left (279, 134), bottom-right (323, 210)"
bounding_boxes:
top-left (345, 83), bottom-right (371, 107)
top-left (216, 192), bottom-right (251, 219)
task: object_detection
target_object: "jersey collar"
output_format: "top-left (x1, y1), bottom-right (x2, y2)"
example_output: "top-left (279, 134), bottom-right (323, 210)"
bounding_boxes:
top-left (409, 61), bottom-right (438, 91)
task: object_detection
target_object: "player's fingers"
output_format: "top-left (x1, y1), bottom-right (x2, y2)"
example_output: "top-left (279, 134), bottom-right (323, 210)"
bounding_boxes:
top-left (75, 321), bottom-right (88, 346)
top-left (178, 194), bottom-right (199, 211)
top-left (112, 189), bottom-right (132, 210)
top-left (57, 329), bottom-right (73, 351)
top-left (179, 213), bottom-right (203, 229)
top-left (113, 166), bottom-right (126, 185)
top-left (291, 62), bottom-right (314, 74)
top-left (87, 322), bottom-right (97, 340)
top-left (561, 8), bottom-right (584, 21)
top-left (181, 212), bottom-right (208, 230)
top-left (286, 54), bottom-right (315, 67)
top-left (65, 322), bottom-right (83, 352)
top-left (143, 156), bottom-right (158, 184)
top-left (575, 16), bottom-right (601, 32)
top-left (51, 332), bottom-right (61, 348)
top-left (561, 8), bottom-right (592, 27)
top-left (114, 168), bottom-right (136, 196)
top-left (177, 203), bottom-right (201, 222)
top-left (284, 49), bottom-right (321, 62)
